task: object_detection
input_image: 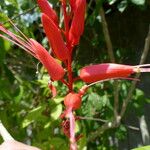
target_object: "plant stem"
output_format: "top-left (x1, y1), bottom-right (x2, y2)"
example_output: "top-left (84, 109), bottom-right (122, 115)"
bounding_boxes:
top-left (77, 116), bottom-right (107, 123)
top-left (100, 6), bottom-right (119, 123)
top-left (62, 0), bottom-right (69, 41)
top-left (2, 5), bottom-right (38, 25)
top-left (61, 0), bottom-right (74, 92)
top-left (100, 7), bottom-right (115, 62)
top-left (67, 51), bottom-right (73, 92)
top-left (88, 120), bottom-right (117, 141)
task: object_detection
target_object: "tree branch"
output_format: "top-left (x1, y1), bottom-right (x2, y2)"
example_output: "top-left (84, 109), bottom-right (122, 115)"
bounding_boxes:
top-left (2, 5), bottom-right (38, 25)
top-left (99, 7), bottom-right (115, 62)
top-left (120, 25), bottom-right (150, 117)
top-left (100, 7), bottom-right (120, 124)
top-left (88, 120), bottom-right (117, 141)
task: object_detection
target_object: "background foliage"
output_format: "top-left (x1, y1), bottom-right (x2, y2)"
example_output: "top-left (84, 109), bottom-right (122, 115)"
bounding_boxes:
top-left (0, 0), bottom-right (150, 149)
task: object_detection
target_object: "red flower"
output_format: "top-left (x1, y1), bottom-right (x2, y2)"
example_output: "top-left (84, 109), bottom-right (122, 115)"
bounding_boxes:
top-left (79, 63), bottom-right (150, 83)
top-left (64, 92), bottom-right (82, 110)
top-left (42, 13), bottom-right (69, 61)
top-left (0, 24), bottom-right (65, 81)
top-left (30, 39), bottom-right (65, 80)
top-left (37, 0), bottom-right (58, 25)
top-left (69, 0), bottom-right (86, 46)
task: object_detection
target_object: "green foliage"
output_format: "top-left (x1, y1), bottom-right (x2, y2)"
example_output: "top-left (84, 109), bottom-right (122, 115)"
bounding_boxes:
top-left (132, 145), bottom-right (150, 150)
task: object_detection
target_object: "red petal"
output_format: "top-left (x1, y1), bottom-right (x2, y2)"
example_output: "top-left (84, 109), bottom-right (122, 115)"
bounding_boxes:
top-left (42, 13), bottom-right (69, 61)
top-left (69, 0), bottom-right (86, 45)
top-left (30, 39), bottom-right (65, 80)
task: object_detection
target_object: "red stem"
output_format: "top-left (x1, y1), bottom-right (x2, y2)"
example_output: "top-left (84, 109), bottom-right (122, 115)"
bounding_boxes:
top-left (61, 0), bottom-right (74, 92)
top-left (62, 0), bottom-right (69, 41)
top-left (67, 49), bottom-right (73, 92)
top-left (60, 79), bottom-right (69, 87)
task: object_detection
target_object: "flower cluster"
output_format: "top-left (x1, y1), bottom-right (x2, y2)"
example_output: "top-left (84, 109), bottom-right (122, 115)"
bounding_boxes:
top-left (0, 0), bottom-right (150, 150)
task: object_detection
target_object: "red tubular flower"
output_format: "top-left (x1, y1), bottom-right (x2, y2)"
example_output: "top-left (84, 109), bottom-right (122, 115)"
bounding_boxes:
top-left (30, 39), bottom-right (65, 81)
top-left (0, 24), bottom-right (65, 81)
top-left (42, 13), bottom-right (69, 61)
top-left (62, 92), bottom-right (82, 150)
top-left (69, 0), bottom-right (86, 46)
top-left (37, 0), bottom-right (58, 25)
top-left (79, 63), bottom-right (150, 83)
top-left (64, 92), bottom-right (82, 110)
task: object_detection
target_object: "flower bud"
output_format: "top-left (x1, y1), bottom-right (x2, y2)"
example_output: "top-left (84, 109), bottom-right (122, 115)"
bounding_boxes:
top-left (79, 63), bottom-right (134, 83)
top-left (69, 0), bottom-right (86, 46)
top-left (42, 13), bottom-right (69, 61)
top-left (37, 0), bottom-right (58, 25)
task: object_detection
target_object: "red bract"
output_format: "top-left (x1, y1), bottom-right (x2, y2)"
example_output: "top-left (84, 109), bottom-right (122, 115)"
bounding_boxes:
top-left (79, 63), bottom-right (150, 83)
top-left (37, 0), bottom-right (58, 25)
top-left (69, 0), bottom-right (86, 46)
top-left (30, 39), bottom-right (65, 81)
top-left (64, 93), bottom-right (82, 110)
top-left (42, 13), bottom-right (69, 61)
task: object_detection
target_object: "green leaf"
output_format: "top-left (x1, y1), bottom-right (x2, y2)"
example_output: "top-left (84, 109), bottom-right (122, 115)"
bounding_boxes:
top-left (50, 104), bottom-right (62, 120)
top-left (53, 97), bottom-right (64, 104)
top-left (50, 137), bottom-right (67, 149)
top-left (14, 85), bottom-right (24, 103)
top-left (0, 39), bottom-right (11, 65)
top-left (5, 0), bottom-right (18, 7)
top-left (22, 106), bottom-right (45, 128)
top-left (132, 145), bottom-right (150, 150)
top-left (132, 89), bottom-right (145, 116)
top-left (88, 93), bottom-right (102, 110)
top-left (131, 0), bottom-right (145, 5)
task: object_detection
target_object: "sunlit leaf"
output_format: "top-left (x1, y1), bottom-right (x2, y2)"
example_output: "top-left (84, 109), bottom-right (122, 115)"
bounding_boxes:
top-left (131, 0), bottom-right (145, 5)
top-left (22, 106), bottom-right (45, 128)
top-left (50, 104), bottom-right (62, 120)
top-left (132, 145), bottom-right (150, 150)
